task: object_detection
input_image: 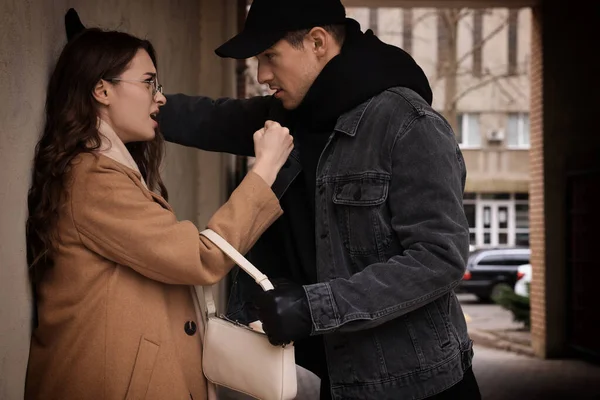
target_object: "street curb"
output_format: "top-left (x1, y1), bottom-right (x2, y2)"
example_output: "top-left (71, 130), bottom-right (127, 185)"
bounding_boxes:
top-left (469, 328), bottom-right (536, 358)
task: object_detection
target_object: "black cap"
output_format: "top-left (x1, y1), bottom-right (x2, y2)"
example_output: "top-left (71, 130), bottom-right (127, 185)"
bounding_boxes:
top-left (215, 0), bottom-right (346, 59)
top-left (65, 8), bottom-right (87, 42)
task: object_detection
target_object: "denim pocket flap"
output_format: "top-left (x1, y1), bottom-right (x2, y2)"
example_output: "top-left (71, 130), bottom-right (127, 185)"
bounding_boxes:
top-left (333, 177), bottom-right (389, 206)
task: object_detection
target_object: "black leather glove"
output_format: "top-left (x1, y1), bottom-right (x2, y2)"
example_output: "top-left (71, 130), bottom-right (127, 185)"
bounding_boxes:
top-left (254, 278), bottom-right (313, 346)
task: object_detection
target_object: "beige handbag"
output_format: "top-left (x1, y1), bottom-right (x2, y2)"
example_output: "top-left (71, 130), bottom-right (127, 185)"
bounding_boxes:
top-left (193, 229), bottom-right (298, 400)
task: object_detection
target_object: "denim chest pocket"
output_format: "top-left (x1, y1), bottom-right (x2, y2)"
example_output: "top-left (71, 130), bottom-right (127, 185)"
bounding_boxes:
top-left (332, 174), bottom-right (392, 256)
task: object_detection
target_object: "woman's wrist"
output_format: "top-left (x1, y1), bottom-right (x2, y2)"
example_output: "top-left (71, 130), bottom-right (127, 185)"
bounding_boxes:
top-left (251, 160), bottom-right (277, 186)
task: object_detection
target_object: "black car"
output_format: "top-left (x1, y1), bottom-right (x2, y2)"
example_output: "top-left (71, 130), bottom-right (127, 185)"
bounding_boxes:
top-left (458, 247), bottom-right (530, 302)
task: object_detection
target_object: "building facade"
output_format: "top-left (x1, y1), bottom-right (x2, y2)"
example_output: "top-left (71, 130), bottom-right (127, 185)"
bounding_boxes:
top-left (345, 7), bottom-right (531, 250)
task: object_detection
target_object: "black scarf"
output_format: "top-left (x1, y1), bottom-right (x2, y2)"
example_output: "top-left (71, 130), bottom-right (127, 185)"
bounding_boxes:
top-left (283, 18), bottom-right (433, 215)
top-left (274, 19), bottom-right (433, 289)
top-left (289, 18), bottom-right (433, 133)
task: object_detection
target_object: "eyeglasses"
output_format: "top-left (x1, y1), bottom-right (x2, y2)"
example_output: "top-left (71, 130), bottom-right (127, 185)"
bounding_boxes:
top-left (105, 77), bottom-right (163, 97)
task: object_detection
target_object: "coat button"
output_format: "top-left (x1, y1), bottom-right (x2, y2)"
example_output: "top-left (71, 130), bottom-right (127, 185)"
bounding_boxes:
top-left (320, 315), bottom-right (331, 325)
top-left (184, 321), bottom-right (197, 336)
top-left (353, 189), bottom-right (362, 200)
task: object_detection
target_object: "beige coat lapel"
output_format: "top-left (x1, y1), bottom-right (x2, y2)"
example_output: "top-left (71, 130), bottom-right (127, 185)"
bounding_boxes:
top-left (96, 118), bottom-right (148, 190)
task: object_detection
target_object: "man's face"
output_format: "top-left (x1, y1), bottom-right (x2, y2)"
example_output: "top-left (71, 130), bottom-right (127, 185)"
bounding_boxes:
top-left (256, 37), bottom-right (322, 110)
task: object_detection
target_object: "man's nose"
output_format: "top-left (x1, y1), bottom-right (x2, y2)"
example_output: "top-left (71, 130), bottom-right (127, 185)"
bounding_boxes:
top-left (257, 64), bottom-right (273, 85)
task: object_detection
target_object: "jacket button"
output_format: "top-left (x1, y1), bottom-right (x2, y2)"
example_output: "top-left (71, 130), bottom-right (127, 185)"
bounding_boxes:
top-left (320, 315), bottom-right (331, 325)
top-left (184, 321), bottom-right (197, 336)
top-left (353, 189), bottom-right (362, 200)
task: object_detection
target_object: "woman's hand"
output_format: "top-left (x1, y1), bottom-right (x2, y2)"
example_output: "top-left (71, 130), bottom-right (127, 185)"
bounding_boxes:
top-left (251, 120), bottom-right (294, 186)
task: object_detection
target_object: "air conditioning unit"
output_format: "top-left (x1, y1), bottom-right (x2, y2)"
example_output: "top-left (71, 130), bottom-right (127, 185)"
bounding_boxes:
top-left (487, 129), bottom-right (505, 142)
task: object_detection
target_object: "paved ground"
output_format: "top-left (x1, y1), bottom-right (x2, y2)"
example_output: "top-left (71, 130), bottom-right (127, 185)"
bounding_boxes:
top-left (472, 345), bottom-right (600, 399)
top-left (458, 293), bottom-right (525, 331)
top-left (221, 349), bottom-right (600, 399)
top-left (459, 292), bottom-right (533, 354)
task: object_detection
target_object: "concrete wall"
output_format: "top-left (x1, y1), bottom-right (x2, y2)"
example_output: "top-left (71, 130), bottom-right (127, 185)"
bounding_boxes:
top-left (463, 149), bottom-right (529, 192)
top-left (0, 1), bottom-right (237, 398)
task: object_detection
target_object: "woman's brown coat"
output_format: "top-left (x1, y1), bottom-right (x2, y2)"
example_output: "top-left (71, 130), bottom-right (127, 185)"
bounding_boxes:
top-left (25, 150), bottom-right (282, 400)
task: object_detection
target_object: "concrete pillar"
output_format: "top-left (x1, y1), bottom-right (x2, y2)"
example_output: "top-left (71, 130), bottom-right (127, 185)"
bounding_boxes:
top-left (196, 0), bottom-right (238, 229)
top-left (196, 0), bottom-right (239, 314)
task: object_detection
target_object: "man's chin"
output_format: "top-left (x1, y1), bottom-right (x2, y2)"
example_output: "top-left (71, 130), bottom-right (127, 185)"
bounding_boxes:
top-left (281, 100), bottom-right (300, 111)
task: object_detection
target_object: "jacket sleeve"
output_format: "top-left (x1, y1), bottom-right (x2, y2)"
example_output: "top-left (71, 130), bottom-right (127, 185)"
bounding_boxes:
top-left (159, 93), bottom-right (281, 157)
top-left (304, 113), bottom-right (469, 334)
top-left (70, 163), bottom-right (283, 285)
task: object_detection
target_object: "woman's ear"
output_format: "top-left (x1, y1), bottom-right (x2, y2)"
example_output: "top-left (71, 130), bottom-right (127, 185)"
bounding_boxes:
top-left (93, 80), bottom-right (110, 106)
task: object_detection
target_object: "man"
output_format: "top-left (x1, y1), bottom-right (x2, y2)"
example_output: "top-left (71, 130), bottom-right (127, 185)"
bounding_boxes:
top-left (67, 1), bottom-right (480, 398)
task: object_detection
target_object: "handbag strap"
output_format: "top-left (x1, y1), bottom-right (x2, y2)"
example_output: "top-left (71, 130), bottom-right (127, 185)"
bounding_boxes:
top-left (199, 229), bottom-right (274, 317)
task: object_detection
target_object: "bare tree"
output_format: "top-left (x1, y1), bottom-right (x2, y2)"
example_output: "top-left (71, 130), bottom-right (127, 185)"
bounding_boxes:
top-left (436, 8), bottom-right (526, 132)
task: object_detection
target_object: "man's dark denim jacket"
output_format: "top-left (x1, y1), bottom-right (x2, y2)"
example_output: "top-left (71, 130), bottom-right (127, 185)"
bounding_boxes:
top-left (161, 87), bottom-right (473, 400)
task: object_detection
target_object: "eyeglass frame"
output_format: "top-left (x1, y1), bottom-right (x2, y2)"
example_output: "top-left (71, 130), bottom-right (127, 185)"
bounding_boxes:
top-left (104, 77), bottom-right (163, 97)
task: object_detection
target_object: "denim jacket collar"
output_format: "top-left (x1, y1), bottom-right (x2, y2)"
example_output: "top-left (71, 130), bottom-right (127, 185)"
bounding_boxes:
top-left (334, 97), bottom-right (373, 137)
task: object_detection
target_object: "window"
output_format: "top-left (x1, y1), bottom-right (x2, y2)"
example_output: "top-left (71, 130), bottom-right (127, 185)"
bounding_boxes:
top-left (457, 113), bottom-right (482, 147)
top-left (482, 205), bottom-right (492, 245)
top-left (507, 112), bottom-right (530, 148)
top-left (472, 10), bottom-right (483, 77)
top-left (481, 193), bottom-right (511, 200)
top-left (469, 193), bottom-right (530, 248)
top-left (516, 204), bottom-right (529, 229)
top-left (463, 193), bottom-right (477, 245)
top-left (507, 9), bottom-right (519, 76)
top-left (513, 256), bottom-right (530, 266)
top-left (478, 255), bottom-right (510, 266)
top-left (515, 192), bottom-right (530, 246)
top-left (403, 9), bottom-right (413, 55)
top-left (478, 254), bottom-right (530, 266)
top-left (497, 205), bottom-right (509, 245)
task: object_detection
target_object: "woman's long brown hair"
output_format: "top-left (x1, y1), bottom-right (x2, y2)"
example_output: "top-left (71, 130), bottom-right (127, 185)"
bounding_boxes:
top-left (26, 28), bottom-right (168, 285)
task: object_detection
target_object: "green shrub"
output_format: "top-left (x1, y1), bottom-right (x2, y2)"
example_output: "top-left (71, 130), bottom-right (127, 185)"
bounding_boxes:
top-left (492, 284), bottom-right (530, 329)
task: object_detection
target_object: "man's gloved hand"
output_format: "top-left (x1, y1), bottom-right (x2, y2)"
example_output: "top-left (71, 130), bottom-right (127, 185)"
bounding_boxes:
top-left (254, 278), bottom-right (313, 346)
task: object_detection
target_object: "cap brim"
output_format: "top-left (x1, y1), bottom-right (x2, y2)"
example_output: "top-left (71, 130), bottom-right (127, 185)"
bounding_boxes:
top-left (215, 29), bottom-right (285, 59)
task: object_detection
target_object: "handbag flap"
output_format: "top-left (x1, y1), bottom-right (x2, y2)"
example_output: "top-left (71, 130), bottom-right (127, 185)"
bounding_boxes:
top-left (202, 316), bottom-right (297, 400)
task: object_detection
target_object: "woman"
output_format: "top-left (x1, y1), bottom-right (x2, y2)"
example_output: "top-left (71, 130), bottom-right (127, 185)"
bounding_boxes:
top-left (25, 28), bottom-right (293, 399)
